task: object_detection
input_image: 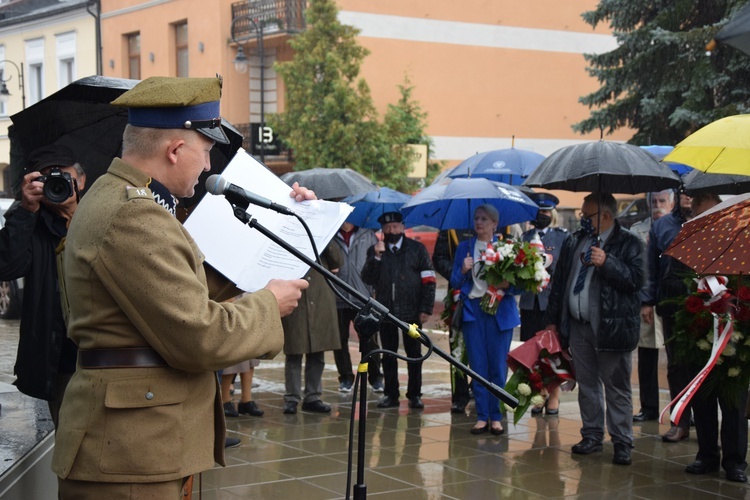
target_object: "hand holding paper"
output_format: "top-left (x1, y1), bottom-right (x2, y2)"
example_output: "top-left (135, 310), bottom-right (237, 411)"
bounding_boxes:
top-left (184, 149), bottom-right (353, 292)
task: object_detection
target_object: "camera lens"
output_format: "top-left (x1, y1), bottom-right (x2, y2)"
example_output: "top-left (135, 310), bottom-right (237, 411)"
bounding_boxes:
top-left (43, 176), bottom-right (74, 204)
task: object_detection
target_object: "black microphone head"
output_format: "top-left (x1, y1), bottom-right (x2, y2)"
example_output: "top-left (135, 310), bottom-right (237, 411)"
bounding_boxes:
top-left (205, 174), bottom-right (228, 196)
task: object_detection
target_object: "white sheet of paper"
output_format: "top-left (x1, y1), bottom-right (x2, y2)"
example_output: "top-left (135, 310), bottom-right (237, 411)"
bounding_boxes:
top-left (184, 149), bottom-right (353, 292)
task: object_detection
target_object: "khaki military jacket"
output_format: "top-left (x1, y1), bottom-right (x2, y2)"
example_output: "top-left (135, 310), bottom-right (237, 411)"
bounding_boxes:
top-left (52, 158), bottom-right (284, 483)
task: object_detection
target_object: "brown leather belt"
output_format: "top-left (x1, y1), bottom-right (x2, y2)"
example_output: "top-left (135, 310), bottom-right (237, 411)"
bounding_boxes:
top-left (78, 347), bottom-right (168, 369)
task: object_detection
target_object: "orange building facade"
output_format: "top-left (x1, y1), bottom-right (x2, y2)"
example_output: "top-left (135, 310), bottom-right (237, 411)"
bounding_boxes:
top-left (100, 0), bottom-right (631, 198)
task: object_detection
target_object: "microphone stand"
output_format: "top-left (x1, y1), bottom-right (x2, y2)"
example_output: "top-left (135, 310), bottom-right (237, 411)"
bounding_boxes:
top-left (227, 203), bottom-right (518, 499)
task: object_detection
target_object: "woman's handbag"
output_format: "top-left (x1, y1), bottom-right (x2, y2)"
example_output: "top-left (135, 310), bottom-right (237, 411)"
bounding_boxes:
top-left (450, 298), bottom-right (464, 336)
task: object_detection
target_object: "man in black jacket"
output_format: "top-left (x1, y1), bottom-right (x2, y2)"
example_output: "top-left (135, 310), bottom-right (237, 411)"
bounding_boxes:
top-left (362, 211), bottom-right (436, 409)
top-left (545, 193), bottom-right (644, 466)
top-left (0, 145), bottom-right (85, 428)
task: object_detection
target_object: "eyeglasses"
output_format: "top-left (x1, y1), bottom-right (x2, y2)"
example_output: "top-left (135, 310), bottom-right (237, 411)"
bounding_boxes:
top-left (578, 211), bottom-right (599, 219)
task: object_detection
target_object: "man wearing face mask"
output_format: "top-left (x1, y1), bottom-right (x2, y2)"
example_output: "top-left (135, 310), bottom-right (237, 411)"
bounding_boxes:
top-left (361, 211), bottom-right (436, 409)
top-left (545, 193), bottom-right (644, 466)
top-left (519, 193), bottom-right (568, 416)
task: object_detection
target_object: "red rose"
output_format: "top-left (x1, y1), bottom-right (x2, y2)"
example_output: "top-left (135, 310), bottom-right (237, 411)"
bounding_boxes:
top-left (515, 249), bottom-right (526, 265)
top-left (738, 286), bottom-right (750, 302)
top-left (737, 305), bottom-right (750, 322)
top-left (710, 297), bottom-right (730, 315)
top-left (685, 295), bottom-right (706, 314)
top-left (694, 315), bottom-right (712, 330)
top-left (528, 371), bottom-right (543, 385)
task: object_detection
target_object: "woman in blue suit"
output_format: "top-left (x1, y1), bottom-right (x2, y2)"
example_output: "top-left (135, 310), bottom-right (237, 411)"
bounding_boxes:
top-left (450, 204), bottom-right (520, 435)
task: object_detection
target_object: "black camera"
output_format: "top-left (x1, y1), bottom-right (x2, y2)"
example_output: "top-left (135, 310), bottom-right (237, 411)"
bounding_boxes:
top-left (37, 168), bottom-right (75, 204)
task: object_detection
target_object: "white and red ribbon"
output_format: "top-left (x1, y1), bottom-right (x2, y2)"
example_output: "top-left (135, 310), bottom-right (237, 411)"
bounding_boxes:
top-left (485, 285), bottom-right (505, 308)
top-left (660, 275), bottom-right (734, 425)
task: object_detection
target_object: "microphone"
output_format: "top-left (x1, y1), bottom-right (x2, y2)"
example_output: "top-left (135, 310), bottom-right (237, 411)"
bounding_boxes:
top-left (205, 175), bottom-right (295, 215)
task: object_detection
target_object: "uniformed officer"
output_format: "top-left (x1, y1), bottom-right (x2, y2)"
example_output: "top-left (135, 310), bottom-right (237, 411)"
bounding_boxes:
top-left (519, 192), bottom-right (568, 415)
top-left (52, 76), bottom-right (311, 499)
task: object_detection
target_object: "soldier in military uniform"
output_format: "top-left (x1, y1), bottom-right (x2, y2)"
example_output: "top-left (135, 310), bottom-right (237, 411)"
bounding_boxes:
top-left (52, 76), bottom-right (311, 498)
top-left (519, 193), bottom-right (568, 415)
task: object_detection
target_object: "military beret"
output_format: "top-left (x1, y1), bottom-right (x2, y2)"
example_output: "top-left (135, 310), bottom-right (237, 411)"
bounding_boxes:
top-left (27, 144), bottom-right (77, 172)
top-left (378, 211), bottom-right (403, 225)
top-left (111, 76), bottom-right (229, 144)
top-left (530, 192), bottom-right (559, 209)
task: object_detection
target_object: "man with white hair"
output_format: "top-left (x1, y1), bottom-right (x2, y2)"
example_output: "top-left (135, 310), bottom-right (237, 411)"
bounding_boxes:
top-left (631, 189), bottom-right (674, 423)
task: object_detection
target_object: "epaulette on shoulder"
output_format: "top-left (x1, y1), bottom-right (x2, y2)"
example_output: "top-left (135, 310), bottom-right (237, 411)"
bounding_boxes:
top-left (126, 186), bottom-right (153, 200)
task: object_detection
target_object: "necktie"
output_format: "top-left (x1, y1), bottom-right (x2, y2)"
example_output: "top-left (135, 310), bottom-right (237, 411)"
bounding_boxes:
top-left (573, 242), bottom-right (592, 295)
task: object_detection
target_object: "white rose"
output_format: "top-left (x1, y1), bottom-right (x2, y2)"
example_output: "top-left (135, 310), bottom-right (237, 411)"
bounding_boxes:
top-left (530, 394), bottom-right (545, 406)
top-left (697, 339), bottom-right (711, 351)
top-left (722, 344), bottom-right (736, 357)
top-left (728, 367), bottom-right (741, 377)
top-left (517, 383), bottom-right (532, 396)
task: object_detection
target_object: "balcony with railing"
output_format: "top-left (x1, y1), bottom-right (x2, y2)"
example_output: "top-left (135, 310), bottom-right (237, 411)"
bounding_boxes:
top-left (230, 0), bottom-right (306, 41)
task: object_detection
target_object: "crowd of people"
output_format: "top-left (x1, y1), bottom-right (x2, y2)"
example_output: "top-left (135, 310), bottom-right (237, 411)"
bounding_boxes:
top-left (3, 75), bottom-right (748, 498)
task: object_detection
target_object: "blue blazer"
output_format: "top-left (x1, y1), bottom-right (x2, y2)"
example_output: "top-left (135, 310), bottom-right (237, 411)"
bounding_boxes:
top-left (449, 237), bottom-right (521, 332)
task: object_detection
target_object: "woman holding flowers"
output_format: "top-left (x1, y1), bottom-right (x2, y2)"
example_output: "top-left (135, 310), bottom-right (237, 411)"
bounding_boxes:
top-left (450, 204), bottom-right (520, 435)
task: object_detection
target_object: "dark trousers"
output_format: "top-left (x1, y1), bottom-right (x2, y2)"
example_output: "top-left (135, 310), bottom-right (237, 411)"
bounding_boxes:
top-left (520, 297), bottom-right (547, 342)
top-left (637, 347), bottom-right (660, 416)
top-left (661, 312), bottom-right (693, 428)
top-left (451, 358), bottom-right (470, 407)
top-left (692, 386), bottom-right (748, 472)
top-left (333, 307), bottom-right (383, 385)
top-left (380, 320), bottom-right (422, 400)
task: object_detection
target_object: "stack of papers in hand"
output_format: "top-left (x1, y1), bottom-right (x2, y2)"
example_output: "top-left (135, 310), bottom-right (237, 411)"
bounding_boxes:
top-left (184, 149), bottom-right (352, 292)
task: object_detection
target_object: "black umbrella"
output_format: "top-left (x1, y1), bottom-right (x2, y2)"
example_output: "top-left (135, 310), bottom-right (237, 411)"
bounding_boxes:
top-left (682, 168), bottom-right (750, 196)
top-left (713, 0), bottom-right (750, 56)
top-left (523, 141), bottom-right (681, 194)
top-left (8, 75), bottom-right (243, 206)
top-left (280, 167), bottom-right (377, 200)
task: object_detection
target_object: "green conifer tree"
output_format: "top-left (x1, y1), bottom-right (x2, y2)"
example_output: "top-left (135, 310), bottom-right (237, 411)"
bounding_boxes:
top-left (574, 0), bottom-right (750, 144)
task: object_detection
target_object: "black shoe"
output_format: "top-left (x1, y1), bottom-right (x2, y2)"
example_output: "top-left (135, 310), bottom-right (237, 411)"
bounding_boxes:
top-left (377, 395), bottom-right (400, 408)
top-left (238, 401), bottom-right (264, 417)
top-left (726, 468), bottom-right (748, 483)
top-left (450, 402), bottom-right (466, 414)
top-left (283, 401), bottom-right (298, 414)
top-left (545, 407), bottom-right (559, 416)
top-left (572, 438), bottom-right (603, 455)
top-left (612, 443), bottom-right (632, 465)
top-left (224, 437), bottom-right (241, 448)
top-left (685, 459), bottom-right (720, 475)
top-left (301, 400), bottom-right (331, 413)
top-left (530, 406), bottom-right (543, 415)
top-left (470, 423), bottom-right (489, 435)
top-left (662, 425), bottom-right (689, 442)
top-left (409, 396), bottom-right (424, 409)
top-left (490, 423), bottom-right (505, 436)
top-left (633, 411), bottom-right (657, 422)
top-left (223, 401), bottom-right (239, 418)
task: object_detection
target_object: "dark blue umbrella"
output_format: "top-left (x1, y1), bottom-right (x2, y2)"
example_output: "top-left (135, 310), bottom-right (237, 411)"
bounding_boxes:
top-left (343, 187), bottom-right (412, 229)
top-left (640, 145), bottom-right (693, 176)
top-left (401, 178), bottom-right (538, 230)
top-left (446, 148), bottom-right (546, 185)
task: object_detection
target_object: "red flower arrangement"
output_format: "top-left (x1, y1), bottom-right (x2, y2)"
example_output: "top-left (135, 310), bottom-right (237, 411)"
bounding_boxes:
top-left (502, 330), bottom-right (575, 425)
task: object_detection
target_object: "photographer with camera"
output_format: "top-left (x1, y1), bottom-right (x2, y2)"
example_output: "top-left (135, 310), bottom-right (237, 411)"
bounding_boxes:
top-left (0, 144), bottom-right (85, 429)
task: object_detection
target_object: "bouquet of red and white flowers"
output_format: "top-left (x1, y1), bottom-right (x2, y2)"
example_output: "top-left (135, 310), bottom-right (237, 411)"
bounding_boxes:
top-left (503, 329), bottom-right (576, 425)
top-left (476, 234), bottom-right (551, 315)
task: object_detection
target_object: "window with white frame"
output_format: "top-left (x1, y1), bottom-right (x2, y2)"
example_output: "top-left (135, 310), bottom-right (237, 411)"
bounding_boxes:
top-left (25, 38), bottom-right (44, 105)
top-left (56, 32), bottom-right (76, 89)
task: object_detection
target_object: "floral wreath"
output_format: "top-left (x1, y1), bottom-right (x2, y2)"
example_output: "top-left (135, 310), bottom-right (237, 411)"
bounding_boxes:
top-left (670, 273), bottom-right (750, 416)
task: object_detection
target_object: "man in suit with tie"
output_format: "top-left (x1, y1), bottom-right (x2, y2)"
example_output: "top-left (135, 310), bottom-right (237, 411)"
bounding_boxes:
top-left (545, 193), bottom-right (645, 466)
